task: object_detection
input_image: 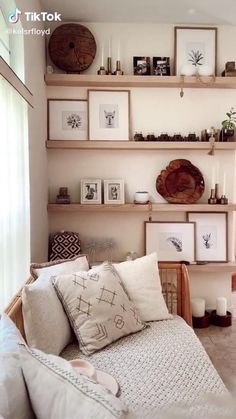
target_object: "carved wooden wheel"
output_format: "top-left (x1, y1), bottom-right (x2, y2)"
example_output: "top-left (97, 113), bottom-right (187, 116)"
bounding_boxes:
top-left (48, 23), bottom-right (97, 73)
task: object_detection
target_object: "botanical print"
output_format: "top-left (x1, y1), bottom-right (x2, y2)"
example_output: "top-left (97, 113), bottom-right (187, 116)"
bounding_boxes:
top-left (84, 183), bottom-right (98, 200)
top-left (62, 111), bottom-right (86, 131)
top-left (199, 226), bottom-right (217, 250)
top-left (159, 233), bottom-right (183, 252)
top-left (186, 42), bottom-right (205, 67)
top-left (108, 183), bottom-right (120, 201)
top-left (99, 104), bottom-right (119, 129)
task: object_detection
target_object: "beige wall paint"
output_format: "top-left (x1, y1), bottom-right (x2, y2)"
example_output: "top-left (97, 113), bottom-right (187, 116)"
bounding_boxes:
top-left (17, 0), bottom-right (48, 261)
top-left (47, 22), bottom-right (236, 307)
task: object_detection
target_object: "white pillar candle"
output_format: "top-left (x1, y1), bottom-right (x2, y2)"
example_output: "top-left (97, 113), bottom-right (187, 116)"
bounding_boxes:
top-left (216, 297), bottom-right (227, 316)
top-left (191, 298), bottom-right (205, 318)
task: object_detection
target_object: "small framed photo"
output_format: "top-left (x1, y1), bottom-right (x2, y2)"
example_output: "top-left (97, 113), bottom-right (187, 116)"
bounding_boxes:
top-left (48, 99), bottom-right (87, 140)
top-left (153, 57), bottom-right (170, 76)
top-left (133, 57), bottom-right (151, 75)
top-left (88, 90), bottom-right (130, 141)
top-left (104, 180), bottom-right (125, 204)
top-left (174, 26), bottom-right (217, 75)
top-left (187, 212), bottom-right (228, 262)
top-left (81, 179), bottom-right (102, 204)
top-left (145, 221), bottom-right (196, 262)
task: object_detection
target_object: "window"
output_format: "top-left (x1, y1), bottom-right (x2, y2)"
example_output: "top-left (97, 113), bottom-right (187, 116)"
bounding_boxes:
top-left (0, 3), bottom-right (30, 311)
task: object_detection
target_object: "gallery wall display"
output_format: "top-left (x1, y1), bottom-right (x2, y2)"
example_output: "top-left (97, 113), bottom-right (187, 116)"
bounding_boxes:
top-left (174, 26), bottom-right (217, 76)
top-left (187, 212), bottom-right (228, 262)
top-left (88, 90), bottom-right (130, 141)
top-left (48, 99), bottom-right (88, 140)
top-left (145, 221), bottom-right (196, 262)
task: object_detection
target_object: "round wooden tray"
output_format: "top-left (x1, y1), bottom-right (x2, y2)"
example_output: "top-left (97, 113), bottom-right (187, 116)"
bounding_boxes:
top-left (210, 310), bottom-right (232, 327)
top-left (192, 311), bottom-right (210, 328)
top-left (156, 159), bottom-right (205, 204)
top-left (48, 23), bottom-right (97, 73)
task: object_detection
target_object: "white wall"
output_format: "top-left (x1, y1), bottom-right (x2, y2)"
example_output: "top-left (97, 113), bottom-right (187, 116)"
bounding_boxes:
top-left (47, 22), bottom-right (236, 307)
top-left (17, 0), bottom-right (48, 262)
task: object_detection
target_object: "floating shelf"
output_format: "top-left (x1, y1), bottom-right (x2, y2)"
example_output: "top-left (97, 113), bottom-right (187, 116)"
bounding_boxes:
top-left (188, 262), bottom-right (236, 273)
top-left (47, 203), bottom-right (236, 213)
top-left (45, 74), bottom-right (236, 89)
top-left (46, 140), bottom-right (236, 151)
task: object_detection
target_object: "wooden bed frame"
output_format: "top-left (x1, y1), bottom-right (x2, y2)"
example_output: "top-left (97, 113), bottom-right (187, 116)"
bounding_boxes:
top-left (4, 262), bottom-right (192, 339)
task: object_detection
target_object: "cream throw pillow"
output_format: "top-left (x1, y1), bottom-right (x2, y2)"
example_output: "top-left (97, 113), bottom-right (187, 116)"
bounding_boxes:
top-left (52, 264), bottom-right (146, 355)
top-left (22, 255), bottom-right (89, 355)
top-left (30, 254), bottom-right (89, 279)
top-left (21, 345), bottom-right (127, 419)
top-left (114, 253), bottom-right (172, 321)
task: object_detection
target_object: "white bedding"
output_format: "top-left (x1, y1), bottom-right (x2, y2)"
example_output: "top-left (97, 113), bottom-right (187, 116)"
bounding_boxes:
top-left (61, 316), bottom-right (234, 418)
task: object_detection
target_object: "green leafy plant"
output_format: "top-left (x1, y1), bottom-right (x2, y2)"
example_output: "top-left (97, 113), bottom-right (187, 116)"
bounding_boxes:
top-left (222, 107), bottom-right (236, 130)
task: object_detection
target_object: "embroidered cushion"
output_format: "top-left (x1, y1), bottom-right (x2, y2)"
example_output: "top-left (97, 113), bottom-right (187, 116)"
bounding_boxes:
top-left (23, 255), bottom-right (89, 355)
top-left (0, 315), bottom-right (34, 419)
top-left (52, 263), bottom-right (146, 355)
top-left (114, 253), bottom-right (172, 321)
top-left (20, 345), bottom-right (127, 419)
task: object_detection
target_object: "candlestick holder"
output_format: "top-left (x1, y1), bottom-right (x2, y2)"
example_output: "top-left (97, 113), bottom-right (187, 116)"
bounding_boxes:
top-left (220, 195), bottom-right (228, 204)
top-left (208, 188), bottom-right (217, 204)
top-left (107, 57), bottom-right (112, 75)
top-left (215, 183), bottom-right (221, 203)
top-left (113, 60), bottom-right (123, 75)
top-left (97, 66), bottom-right (107, 75)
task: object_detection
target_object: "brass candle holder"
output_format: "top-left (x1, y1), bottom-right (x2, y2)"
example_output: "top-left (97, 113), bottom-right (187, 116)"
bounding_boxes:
top-left (113, 60), bottom-right (123, 75)
top-left (107, 57), bottom-right (112, 75)
top-left (215, 183), bottom-right (221, 204)
top-left (220, 195), bottom-right (228, 204)
top-left (208, 188), bottom-right (217, 204)
top-left (97, 66), bottom-right (107, 75)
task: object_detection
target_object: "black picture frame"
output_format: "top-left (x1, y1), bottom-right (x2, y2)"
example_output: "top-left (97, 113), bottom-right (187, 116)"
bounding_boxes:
top-left (153, 57), bottom-right (170, 76)
top-left (133, 56), bottom-right (151, 76)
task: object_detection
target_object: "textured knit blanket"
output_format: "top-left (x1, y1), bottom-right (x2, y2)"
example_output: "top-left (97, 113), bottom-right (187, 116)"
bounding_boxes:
top-left (61, 316), bottom-right (235, 418)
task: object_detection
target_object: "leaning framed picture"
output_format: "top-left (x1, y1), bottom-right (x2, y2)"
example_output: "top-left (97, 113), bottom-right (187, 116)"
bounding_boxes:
top-left (104, 180), bottom-right (125, 204)
top-left (88, 90), bottom-right (130, 141)
top-left (48, 99), bottom-right (88, 140)
top-left (187, 212), bottom-right (228, 262)
top-left (174, 26), bottom-right (217, 75)
top-left (81, 179), bottom-right (102, 204)
top-left (145, 221), bottom-right (196, 262)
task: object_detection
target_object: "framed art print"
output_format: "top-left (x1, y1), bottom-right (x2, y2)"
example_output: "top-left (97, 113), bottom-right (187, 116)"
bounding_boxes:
top-left (88, 90), bottom-right (130, 141)
top-left (133, 56), bottom-right (151, 75)
top-left (81, 179), bottom-right (102, 204)
top-left (48, 99), bottom-right (88, 140)
top-left (187, 212), bottom-right (228, 262)
top-left (174, 26), bottom-right (217, 75)
top-left (104, 180), bottom-right (125, 204)
top-left (145, 221), bottom-right (195, 262)
top-left (153, 57), bottom-right (170, 76)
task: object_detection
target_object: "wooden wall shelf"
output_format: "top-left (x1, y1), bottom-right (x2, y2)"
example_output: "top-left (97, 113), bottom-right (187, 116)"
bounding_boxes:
top-left (188, 262), bottom-right (236, 273)
top-left (47, 203), bottom-right (236, 213)
top-left (45, 74), bottom-right (236, 89)
top-left (46, 140), bottom-right (236, 151)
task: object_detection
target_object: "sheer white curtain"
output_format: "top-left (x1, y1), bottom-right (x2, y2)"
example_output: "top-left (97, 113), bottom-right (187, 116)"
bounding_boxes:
top-left (0, 76), bottom-right (30, 312)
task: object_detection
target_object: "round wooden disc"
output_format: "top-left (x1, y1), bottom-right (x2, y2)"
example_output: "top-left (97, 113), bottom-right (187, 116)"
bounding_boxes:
top-left (48, 23), bottom-right (97, 73)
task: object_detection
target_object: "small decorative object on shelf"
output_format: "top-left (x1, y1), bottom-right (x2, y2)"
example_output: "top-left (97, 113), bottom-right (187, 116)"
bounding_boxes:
top-left (133, 132), bottom-right (200, 142)
top-left (133, 57), bottom-right (151, 75)
top-left (107, 56), bottom-right (112, 75)
top-left (134, 191), bottom-right (149, 204)
top-left (146, 133), bottom-right (156, 141)
top-left (221, 61), bottom-right (236, 77)
top-left (208, 188), bottom-right (217, 204)
top-left (221, 107), bottom-right (236, 142)
top-left (220, 195), bottom-right (228, 204)
top-left (214, 183), bottom-right (221, 203)
top-left (153, 57), bottom-right (170, 76)
top-left (113, 60), bottom-right (123, 75)
top-left (134, 132), bottom-right (145, 141)
top-left (97, 66), bottom-right (106, 75)
top-left (56, 187), bottom-right (71, 204)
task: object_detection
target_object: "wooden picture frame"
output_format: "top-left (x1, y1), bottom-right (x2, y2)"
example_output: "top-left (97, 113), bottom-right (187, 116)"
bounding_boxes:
top-left (88, 90), bottom-right (131, 141)
top-left (174, 26), bottom-right (217, 75)
top-left (145, 221), bottom-right (196, 262)
top-left (187, 212), bottom-right (228, 262)
top-left (104, 180), bottom-right (125, 204)
top-left (80, 179), bottom-right (102, 204)
top-left (47, 99), bottom-right (88, 141)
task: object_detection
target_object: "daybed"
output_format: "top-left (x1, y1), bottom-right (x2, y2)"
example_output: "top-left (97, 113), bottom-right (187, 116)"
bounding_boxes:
top-left (3, 258), bottom-right (235, 418)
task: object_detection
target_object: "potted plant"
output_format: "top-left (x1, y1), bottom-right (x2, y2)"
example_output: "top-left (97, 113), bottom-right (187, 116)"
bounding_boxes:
top-left (221, 107), bottom-right (236, 141)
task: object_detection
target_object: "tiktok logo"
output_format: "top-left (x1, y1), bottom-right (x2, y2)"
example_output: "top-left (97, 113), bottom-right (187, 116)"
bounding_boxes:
top-left (8, 8), bottom-right (22, 24)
